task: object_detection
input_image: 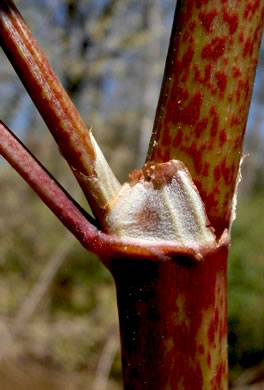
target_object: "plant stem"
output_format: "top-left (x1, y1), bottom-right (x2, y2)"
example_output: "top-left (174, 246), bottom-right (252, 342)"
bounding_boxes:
top-left (0, 122), bottom-right (202, 264)
top-left (111, 245), bottom-right (228, 390)
top-left (0, 1), bottom-right (262, 389)
top-left (147, 0), bottom-right (264, 236)
top-left (0, 0), bottom-right (120, 223)
top-left (0, 122), bottom-right (97, 243)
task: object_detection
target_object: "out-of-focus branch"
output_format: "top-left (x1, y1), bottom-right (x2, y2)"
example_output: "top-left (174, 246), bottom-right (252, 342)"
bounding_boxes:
top-left (137, 0), bottom-right (162, 166)
top-left (0, 233), bottom-right (76, 360)
top-left (232, 361), bottom-right (264, 389)
top-left (11, 234), bottom-right (75, 337)
top-left (91, 326), bottom-right (119, 390)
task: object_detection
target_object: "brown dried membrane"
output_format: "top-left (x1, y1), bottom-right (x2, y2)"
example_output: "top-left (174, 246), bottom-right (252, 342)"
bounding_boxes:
top-left (104, 160), bottom-right (216, 249)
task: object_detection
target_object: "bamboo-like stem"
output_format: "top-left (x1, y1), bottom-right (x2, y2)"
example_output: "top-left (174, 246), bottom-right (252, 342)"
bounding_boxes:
top-left (111, 1), bottom-right (263, 388)
top-left (147, 0), bottom-right (264, 236)
top-left (112, 245), bottom-right (228, 390)
top-left (0, 1), bottom-right (263, 389)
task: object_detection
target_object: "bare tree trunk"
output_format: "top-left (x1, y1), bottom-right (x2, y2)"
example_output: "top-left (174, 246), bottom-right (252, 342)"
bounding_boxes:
top-left (137, 0), bottom-right (161, 166)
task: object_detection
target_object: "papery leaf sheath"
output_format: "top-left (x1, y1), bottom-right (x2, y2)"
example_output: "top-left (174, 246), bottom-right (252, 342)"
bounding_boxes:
top-left (147, 0), bottom-right (264, 235)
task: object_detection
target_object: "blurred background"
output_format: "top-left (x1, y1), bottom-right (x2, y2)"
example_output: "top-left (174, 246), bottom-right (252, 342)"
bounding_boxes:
top-left (0, 0), bottom-right (263, 389)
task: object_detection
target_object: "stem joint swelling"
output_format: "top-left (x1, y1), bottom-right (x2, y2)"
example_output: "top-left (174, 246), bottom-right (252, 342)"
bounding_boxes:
top-left (103, 159), bottom-right (230, 262)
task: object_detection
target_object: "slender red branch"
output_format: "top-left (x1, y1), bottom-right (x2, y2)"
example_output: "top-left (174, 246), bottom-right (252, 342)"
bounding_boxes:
top-left (0, 1), bottom-right (92, 171)
top-left (0, 0), bottom-right (120, 223)
top-left (0, 121), bottom-right (98, 242)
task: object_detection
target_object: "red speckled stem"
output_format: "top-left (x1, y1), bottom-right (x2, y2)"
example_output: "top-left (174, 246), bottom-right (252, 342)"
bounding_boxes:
top-left (147, 0), bottom-right (264, 236)
top-left (112, 245), bottom-right (228, 390)
top-left (0, 1), bottom-right (261, 389)
top-left (112, 1), bottom-right (263, 387)
top-left (0, 115), bottom-right (229, 389)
